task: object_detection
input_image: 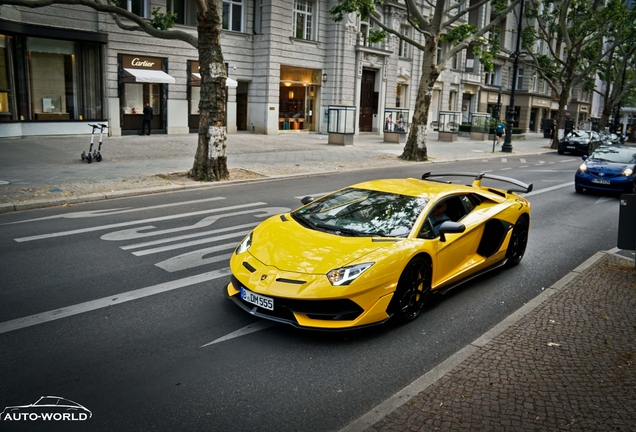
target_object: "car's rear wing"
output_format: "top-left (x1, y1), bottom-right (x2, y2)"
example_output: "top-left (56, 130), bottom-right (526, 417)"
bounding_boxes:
top-left (421, 172), bottom-right (533, 194)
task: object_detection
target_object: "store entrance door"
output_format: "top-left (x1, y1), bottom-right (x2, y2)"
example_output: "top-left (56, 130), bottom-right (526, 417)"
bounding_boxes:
top-left (359, 70), bottom-right (376, 132)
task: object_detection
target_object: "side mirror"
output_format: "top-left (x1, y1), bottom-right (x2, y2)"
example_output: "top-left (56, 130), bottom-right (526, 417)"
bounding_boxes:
top-left (301, 196), bottom-right (314, 205)
top-left (438, 221), bottom-right (466, 242)
top-left (581, 155), bottom-right (588, 161)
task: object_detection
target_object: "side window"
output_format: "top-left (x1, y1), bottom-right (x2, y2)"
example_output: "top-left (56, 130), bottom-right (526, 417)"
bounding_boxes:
top-left (418, 217), bottom-right (435, 239)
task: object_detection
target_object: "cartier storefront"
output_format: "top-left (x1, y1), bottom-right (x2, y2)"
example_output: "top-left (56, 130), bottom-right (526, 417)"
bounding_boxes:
top-left (118, 54), bottom-right (175, 135)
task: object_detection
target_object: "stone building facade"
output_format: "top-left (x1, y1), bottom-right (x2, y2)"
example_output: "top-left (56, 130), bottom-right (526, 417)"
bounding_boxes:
top-left (0, 0), bottom-right (591, 139)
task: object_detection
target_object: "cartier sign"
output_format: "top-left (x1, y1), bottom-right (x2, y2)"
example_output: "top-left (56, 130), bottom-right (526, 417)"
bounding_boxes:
top-left (122, 55), bottom-right (162, 71)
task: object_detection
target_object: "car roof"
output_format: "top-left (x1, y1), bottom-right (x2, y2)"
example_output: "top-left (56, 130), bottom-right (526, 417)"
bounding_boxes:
top-left (346, 178), bottom-right (476, 199)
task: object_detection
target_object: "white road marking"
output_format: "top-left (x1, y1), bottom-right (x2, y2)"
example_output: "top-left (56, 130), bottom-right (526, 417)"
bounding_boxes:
top-left (595, 196), bottom-right (616, 204)
top-left (14, 202), bottom-right (266, 242)
top-left (294, 191), bottom-right (333, 200)
top-left (4, 197), bottom-right (226, 225)
top-left (121, 222), bottom-right (259, 250)
top-left (200, 321), bottom-right (278, 347)
top-left (559, 159), bottom-right (577, 163)
top-left (133, 233), bottom-right (248, 256)
top-left (519, 165), bottom-right (529, 168)
top-left (101, 207), bottom-right (288, 241)
top-left (501, 158), bottom-right (507, 163)
top-left (525, 182), bottom-right (574, 197)
top-left (0, 268), bottom-right (232, 335)
top-left (156, 250), bottom-right (234, 272)
top-left (520, 159), bottom-right (526, 163)
top-left (500, 168), bottom-right (512, 171)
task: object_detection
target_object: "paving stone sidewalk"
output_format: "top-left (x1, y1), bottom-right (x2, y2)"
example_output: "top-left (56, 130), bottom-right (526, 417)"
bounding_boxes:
top-left (352, 252), bottom-right (636, 432)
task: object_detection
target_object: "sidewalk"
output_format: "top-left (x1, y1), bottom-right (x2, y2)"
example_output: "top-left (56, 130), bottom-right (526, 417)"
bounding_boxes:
top-left (0, 131), bottom-right (552, 212)
top-left (1, 130), bottom-right (635, 431)
top-left (345, 250), bottom-right (636, 432)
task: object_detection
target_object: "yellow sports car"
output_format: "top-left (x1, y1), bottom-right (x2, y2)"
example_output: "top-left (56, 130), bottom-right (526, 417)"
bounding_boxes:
top-left (226, 172), bottom-right (532, 330)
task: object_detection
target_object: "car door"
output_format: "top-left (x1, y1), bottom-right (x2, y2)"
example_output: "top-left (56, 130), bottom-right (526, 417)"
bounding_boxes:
top-left (419, 194), bottom-right (506, 289)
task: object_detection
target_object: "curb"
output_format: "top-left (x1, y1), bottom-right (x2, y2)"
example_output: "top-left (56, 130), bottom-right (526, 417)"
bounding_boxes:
top-left (338, 250), bottom-right (620, 432)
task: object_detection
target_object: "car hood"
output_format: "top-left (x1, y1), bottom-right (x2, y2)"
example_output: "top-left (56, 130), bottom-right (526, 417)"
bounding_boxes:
top-left (585, 160), bottom-right (633, 175)
top-left (248, 215), bottom-right (393, 274)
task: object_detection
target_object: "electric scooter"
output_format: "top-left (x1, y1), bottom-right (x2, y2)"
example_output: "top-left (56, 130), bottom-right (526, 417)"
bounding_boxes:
top-left (81, 123), bottom-right (107, 163)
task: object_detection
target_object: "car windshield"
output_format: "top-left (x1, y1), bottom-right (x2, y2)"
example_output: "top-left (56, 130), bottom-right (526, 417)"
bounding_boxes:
top-left (567, 131), bottom-right (589, 138)
top-left (291, 188), bottom-right (428, 238)
top-left (589, 147), bottom-right (636, 164)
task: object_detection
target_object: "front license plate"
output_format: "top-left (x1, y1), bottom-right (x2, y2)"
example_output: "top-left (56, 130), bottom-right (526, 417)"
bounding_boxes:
top-left (240, 288), bottom-right (274, 310)
top-left (567, 146), bottom-right (576, 149)
top-left (591, 178), bottom-right (611, 185)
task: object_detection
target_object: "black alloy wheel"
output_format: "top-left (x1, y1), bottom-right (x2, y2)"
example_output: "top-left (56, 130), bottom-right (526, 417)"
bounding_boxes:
top-left (506, 215), bottom-right (529, 267)
top-left (390, 257), bottom-right (431, 321)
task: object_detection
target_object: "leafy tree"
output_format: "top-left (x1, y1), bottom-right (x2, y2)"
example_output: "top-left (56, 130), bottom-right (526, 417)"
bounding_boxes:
top-left (330, 0), bottom-right (521, 161)
top-left (521, 0), bottom-right (633, 147)
top-left (0, 0), bottom-right (228, 181)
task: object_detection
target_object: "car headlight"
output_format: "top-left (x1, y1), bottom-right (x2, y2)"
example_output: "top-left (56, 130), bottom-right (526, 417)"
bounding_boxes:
top-left (579, 163), bottom-right (587, 172)
top-left (235, 232), bottom-right (253, 255)
top-left (327, 263), bottom-right (374, 286)
top-left (623, 168), bottom-right (633, 176)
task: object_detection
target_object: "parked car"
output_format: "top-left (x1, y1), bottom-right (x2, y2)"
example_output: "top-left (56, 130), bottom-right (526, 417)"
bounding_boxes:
top-left (575, 145), bottom-right (636, 194)
top-left (558, 130), bottom-right (603, 155)
top-left (598, 132), bottom-right (620, 146)
top-left (226, 172), bottom-right (532, 330)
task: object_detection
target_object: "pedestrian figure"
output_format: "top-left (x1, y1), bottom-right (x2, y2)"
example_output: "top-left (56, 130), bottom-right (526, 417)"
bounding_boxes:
top-left (495, 121), bottom-right (505, 144)
top-left (385, 114), bottom-right (393, 132)
top-left (141, 103), bottom-right (153, 136)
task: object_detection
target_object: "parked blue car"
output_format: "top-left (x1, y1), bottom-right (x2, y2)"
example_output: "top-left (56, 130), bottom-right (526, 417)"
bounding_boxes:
top-left (575, 145), bottom-right (636, 194)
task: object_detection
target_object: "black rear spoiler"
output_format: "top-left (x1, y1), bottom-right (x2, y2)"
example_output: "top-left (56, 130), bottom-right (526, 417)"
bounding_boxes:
top-left (421, 172), bottom-right (533, 194)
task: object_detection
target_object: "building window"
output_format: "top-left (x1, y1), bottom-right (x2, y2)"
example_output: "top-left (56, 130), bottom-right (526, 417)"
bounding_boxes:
top-left (223, 0), bottom-right (243, 32)
top-left (254, 0), bottom-right (263, 34)
top-left (532, 73), bottom-right (538, 92)
top-left (436, 47), bottom-right (442, 64)
top-left (484, 65), bottom-right (502, 86)
top-left (125, 0), bottom-right (148, 17)
top-left (396, 83), bottom-right (407, 107)
top-left (293, 0), bottom-right (314, 40)
top-left (169, 0), bottom-right (197, 26)
top-left (398, 26), bottom-right (409, 58)
top-left (516, 68), bottom-right (524, 90)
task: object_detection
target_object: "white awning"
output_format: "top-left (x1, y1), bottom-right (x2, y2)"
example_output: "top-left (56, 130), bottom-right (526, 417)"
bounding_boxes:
top-left (191, 73), bottom-right (238, 88)
top-left (123, 68), bottom-right (176, 84)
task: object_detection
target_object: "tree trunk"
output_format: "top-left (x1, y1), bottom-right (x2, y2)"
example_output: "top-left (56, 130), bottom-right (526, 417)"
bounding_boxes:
top-left (401, 39), bottom-right (440, 161)
top-left (190, 1), bottom-right (228, 181)
top-left (597, 100), bottom-right (614, 132)
top-left (551, 84), bottom-right (572, 149)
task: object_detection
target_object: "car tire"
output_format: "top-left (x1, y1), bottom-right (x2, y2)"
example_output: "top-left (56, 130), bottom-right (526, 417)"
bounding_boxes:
top-left (505, 215), bottom-right (529, 267)
top-left (389, 256), bottom-right (431, 322)
top-left (575, 185), bottom-right (584, 193)
top-left (558, 148), bottom-right (564, 155)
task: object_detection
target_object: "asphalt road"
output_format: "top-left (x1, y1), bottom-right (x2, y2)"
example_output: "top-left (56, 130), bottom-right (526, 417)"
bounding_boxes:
top-left (0, 154), bottom-right (622, 432)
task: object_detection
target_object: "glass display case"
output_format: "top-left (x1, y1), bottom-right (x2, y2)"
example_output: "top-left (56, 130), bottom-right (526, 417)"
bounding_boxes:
top-left (327, 105), bottom-right (356, 145)
top-left (384, 108), bottom-right (409, 143)
top-left (470, 112), bottom-right (491, 140)
top-left (438, 111), bottom-right (461, 141)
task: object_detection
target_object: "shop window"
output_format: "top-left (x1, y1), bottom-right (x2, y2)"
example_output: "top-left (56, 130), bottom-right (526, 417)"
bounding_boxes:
top-left (27, 38), bottom-right (77, 120)
top-left (190, 86), bottom-right (200, 115)
top-left (123, 83), bottom-right (160, 116)
top-left (0, 35), bottom-right (10, 118)
top-left (169, 0), bottom-right (197, 26)
top-left (223, 0), bottom-right (243, 32)
top-left (294, 0), bottom-right (314, 41)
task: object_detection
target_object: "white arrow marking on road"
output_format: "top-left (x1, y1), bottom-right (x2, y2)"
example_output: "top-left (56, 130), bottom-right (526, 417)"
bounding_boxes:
top-left (0, 268), bottom-right (232, 335)
top-left (200, 320), bottom-right (278, 347)
top-left (134, 234), bottom-right (247, 256)
top-left (4, 197), bottom-right (226, 225)
top-left (155, 250), bottom-right (234, 272)
top-left (14, 202), bottom-right (266, 242)
top-left (121, 222), bottom-right (259, 250)
top-left (101, 207), bottom-right (288, 241)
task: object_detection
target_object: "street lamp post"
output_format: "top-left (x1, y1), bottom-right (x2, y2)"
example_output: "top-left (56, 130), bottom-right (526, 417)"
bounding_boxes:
top-left (502, 0), bottom-right (525, 153)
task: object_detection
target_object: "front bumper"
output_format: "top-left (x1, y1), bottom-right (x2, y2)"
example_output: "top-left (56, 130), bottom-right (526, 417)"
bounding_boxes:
top-left (225, 275), bottom-right (394, 330)
top-left (559, 141), bottom-right (589, 154)
top-left (575, 171), bottom-right (635, 193)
